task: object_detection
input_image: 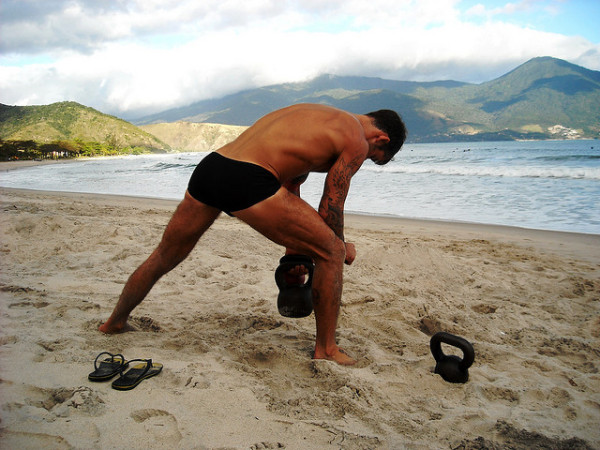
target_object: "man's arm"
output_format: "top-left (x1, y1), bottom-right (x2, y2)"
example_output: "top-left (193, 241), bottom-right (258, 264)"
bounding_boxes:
top-left (318, 151), bottom-right (364, 241)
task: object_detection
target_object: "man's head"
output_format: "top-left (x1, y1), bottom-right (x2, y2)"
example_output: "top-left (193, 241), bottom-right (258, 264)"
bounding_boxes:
top-left (365, 110), bottom-right (407, 164)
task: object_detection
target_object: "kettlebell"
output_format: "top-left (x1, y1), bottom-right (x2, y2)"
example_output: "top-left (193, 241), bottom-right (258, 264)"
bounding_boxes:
top-left (430, 332), bottom-right (475, 383)
top-left (274, 255), bottom-right (314, 318)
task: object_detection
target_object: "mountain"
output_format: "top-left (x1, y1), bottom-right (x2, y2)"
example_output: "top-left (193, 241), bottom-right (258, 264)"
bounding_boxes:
top-left (2, 57), bottom-right (598, 149)
top-left (0, 101), bottom-right (169, 151)
top-left (134, 75), bottom-right (468, 139)
top-left (134, 57), bottom-right (600, 142)
top-left (417, 57), bottom-right (600, 139)
top-left (139, 122), bottom-right (247, 152)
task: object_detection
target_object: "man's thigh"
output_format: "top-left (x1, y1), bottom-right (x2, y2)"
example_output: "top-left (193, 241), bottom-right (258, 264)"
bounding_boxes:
top-left (160, 191), bottom-right (221, 251)
top-left (233, 188), bottom-right (338, 260)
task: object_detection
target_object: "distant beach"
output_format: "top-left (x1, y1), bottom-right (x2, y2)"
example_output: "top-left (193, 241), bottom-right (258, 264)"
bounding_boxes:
top-left (0, 156), bottom-right (106, 172)
top-left (0, 158), bottom-right (74, 171)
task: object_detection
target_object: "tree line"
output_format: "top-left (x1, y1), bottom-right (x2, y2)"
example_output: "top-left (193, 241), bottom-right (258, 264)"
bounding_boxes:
top-left (0, 138), bottom-right (154, 160)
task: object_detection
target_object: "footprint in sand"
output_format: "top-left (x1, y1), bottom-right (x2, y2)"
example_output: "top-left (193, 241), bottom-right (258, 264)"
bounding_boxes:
top-left (481, 385), bottom-right (520, 404)
top-left (250, 442), bottom-right (285, 449)
top-left (130, 409), bottom-right (182, 445)
top-left (8, 299), bottom-right (50, 309)
top-left (1, 284), bottom-right (34, 294)
top-left (21, 386), bottom-right (106, 417)
top-left (36, 339), bottom-right (68, 352)
top-left (548, 387), bottom-right (572, 408)
top-left (131, 316), bottom-right (163, 332)
top-left (0, 430), bottom-right (71, 449)
top-left (471, 303), bottom-right (497, 314)
top-left (0, 335), bottom-right (18, 345)
top-left (184, 375), bottom-right (211, 389)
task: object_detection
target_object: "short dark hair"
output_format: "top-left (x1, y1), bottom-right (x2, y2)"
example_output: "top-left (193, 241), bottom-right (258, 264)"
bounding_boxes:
top-left (365, 109), bottom-right (407, 159)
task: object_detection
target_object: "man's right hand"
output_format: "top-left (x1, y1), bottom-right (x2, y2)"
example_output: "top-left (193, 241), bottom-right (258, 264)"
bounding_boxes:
top-left (344, 242), bottom-right (356, 265)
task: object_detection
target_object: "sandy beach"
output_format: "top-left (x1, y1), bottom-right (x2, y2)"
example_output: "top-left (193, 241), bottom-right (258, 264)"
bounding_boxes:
top-left (0, 186), bottom-right (599, 449)
top-left (0, 159), bottom-right (83, 172)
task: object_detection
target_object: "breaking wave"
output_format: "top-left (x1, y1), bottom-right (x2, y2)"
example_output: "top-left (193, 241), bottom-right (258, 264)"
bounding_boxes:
top-left (364, 164), bottom-right (600, 180)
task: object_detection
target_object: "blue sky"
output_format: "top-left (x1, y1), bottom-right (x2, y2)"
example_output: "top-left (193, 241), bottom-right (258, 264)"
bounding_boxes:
top-left (1, 0), bottom-right (599, 118)
top-left (457, 0), bottom-right (599, 42)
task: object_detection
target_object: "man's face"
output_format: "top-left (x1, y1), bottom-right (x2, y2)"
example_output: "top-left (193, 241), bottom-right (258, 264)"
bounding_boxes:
top-left (370, 146), bottom-right (392, 165)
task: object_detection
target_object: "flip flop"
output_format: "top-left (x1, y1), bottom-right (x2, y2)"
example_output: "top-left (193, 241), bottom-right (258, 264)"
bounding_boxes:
top-left (88, 352), bottom-right (129, 381)
top-left (111, 359), bottom-right (163, 391)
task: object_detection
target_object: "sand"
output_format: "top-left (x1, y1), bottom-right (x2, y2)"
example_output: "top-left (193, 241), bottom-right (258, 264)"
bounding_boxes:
top-left (0, 186), bottom-right (599, 449)
top-left (0, 159), bottom-right (85, 172)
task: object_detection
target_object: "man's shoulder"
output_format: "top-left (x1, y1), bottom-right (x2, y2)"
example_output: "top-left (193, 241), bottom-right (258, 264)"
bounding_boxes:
top-left (329, 114), bottom-right (368, 155)
top-left (288, 104), bottom-right (357, 124)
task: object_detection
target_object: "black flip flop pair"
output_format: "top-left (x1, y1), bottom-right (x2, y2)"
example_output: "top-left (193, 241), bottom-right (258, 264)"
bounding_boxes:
top-left (88, 351), bottom-right (163, 391)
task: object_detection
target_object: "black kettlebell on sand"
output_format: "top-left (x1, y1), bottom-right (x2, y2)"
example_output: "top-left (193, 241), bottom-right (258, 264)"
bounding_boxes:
top-left (275, 255), bottom-right (314, 318)
top-left (430, 332), bottom-right (475, 383)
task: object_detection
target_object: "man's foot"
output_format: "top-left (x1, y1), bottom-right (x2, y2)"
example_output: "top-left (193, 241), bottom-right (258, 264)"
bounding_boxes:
top-left (98, 320), bottom-right (136, 334)
top-left (313, 347), bottom-right (357, 366)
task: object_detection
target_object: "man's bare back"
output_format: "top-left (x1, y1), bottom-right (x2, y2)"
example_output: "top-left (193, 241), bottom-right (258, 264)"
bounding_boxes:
top-left (218, 104), bottom-right (368, 184)
top-left (99, 103), bottom-right (406, 366)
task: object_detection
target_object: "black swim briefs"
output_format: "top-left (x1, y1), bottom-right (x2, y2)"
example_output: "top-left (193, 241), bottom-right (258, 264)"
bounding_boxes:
top-left (187, 152), bottom-right (281, 215)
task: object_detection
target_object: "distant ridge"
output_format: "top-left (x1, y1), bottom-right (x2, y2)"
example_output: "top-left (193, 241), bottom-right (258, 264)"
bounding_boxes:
top-left (2, 57), bottom-right (598, 148)
top-left (134, 57), bottom-right (600, 142)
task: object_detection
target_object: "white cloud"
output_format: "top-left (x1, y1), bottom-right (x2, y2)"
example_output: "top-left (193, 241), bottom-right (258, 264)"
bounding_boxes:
top-left (0, 0), bottom-right (598, 118)
top-left (465, 0), bottom-right (559, 18)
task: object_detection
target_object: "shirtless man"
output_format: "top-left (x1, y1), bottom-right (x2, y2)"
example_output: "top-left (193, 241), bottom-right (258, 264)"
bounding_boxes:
top-left (99, 103), bottom-right (407, 365)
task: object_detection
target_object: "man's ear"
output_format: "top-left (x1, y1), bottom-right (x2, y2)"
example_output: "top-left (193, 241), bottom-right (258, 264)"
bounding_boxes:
top-left (376, 133), bottom-right (390, 145)
top-left (368, 132), bottom-right (389, 145)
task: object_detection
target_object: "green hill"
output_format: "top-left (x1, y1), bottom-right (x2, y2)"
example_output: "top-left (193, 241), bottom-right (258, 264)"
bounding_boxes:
top-left (135, 57), bottom-right (600, 142)
top-left (0, 101), bottom-right (170, 156)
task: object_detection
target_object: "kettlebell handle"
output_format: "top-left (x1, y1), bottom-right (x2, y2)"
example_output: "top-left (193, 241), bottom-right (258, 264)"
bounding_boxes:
top-left (430, 332), bottom-right (475, 370)
top-left (275, 255), bottom-right (314, 290)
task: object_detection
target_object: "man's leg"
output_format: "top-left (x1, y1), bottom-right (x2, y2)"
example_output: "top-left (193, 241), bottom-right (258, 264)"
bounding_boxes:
top-left (233, 188), bottom-right (355, 365)
top-left (99, 192), bottom-right (221, 333)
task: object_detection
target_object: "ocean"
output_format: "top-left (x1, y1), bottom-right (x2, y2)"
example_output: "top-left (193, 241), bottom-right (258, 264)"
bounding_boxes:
top-left (1, 140), bottom-right (599, 234)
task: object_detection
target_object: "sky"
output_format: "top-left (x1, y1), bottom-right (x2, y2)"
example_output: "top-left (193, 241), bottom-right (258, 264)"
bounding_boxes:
top-left (1, 0), bottom-right (599, 119)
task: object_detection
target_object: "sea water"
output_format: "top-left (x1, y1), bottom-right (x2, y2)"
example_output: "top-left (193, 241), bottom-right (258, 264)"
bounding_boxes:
top-left (1, 140), bottom-right (599, 234)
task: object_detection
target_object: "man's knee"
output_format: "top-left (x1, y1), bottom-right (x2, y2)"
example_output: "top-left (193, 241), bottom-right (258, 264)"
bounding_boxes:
top-left (314, 236), bottom-right (345, 265)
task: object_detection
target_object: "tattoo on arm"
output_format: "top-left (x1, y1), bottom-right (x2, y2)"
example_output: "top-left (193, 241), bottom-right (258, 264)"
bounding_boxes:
top-left (320, 153), bottom-right (363, 240)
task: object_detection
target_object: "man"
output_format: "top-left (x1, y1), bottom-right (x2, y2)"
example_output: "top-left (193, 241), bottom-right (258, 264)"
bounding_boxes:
top-left (99, 103), bottom-right (407, 366)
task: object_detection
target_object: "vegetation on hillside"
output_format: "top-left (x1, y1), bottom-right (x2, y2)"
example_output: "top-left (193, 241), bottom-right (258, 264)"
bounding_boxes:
top-left (0, 138), bottom-right (161, 161)
top-left (0, 101), bottom-right (170, 160)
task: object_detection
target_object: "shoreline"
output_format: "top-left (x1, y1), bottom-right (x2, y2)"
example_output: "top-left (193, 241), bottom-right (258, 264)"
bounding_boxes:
top-left (2, 186), bottom-right (599, 263)
top-left (0, 155), bottom-right (159, 172)
top-left (0, 157), bottom-right (103, 172)
top-left (0, 158), bottom-right (75, 171)
top-left (2, 154), bottom-right (599, 237)
top-left (1, 187), bottom-right (599, 448)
